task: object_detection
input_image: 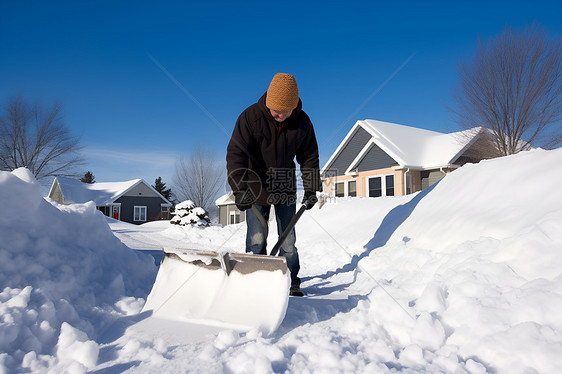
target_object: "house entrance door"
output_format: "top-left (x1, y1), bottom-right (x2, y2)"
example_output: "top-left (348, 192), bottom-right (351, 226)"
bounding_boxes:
top-left (112, 205), bottom-right (120, 220)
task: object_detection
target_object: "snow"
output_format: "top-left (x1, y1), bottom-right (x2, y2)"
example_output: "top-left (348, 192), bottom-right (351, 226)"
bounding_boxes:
top-left (362, 119), bottom-right (483, 167)
top-left (1, 148), bottom-right (562, 373)
top-left (170, 200), bottom-right (211, 226)
top-left (0, 168), bottom-right (155, 373)
top-left (216, 192), bottom-right (235, 206)
top-left (51, 176), bottom-right (144, 205)
top-left (325, 119), bottom-right (483, 172)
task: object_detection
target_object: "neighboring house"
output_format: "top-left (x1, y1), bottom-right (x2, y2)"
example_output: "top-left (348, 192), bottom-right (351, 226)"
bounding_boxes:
top-left (216, 192), bottom-right (245, 226)
top-left (216, 192), bottom-right (278, 226)
top-left (321, 119), bottom-right (493, 198)
top-left (48, 177), bottom-right (172, 224)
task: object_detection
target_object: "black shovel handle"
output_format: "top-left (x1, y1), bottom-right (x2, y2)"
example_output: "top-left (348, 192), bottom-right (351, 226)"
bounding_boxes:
top-left (270, 204), bottom-right (307, 257)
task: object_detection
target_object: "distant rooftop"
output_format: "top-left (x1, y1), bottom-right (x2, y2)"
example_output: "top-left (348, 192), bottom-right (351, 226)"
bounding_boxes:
top-left (51, 177), bottom-right (144, 205)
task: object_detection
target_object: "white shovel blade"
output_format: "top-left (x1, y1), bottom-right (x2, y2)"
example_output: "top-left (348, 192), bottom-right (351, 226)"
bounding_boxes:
top-left (142, 249), bottom-right (291, 335)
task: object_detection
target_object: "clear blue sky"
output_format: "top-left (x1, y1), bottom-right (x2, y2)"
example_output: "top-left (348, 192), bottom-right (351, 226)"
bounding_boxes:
top-left (1, 1), bottom-right (561, 189)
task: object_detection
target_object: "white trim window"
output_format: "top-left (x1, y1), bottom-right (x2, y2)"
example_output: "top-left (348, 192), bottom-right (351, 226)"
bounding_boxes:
top-left (334, 180), bottom-right (357, 197)
top-left (134, 206), bottom-right (147, 222)
top-left (335, 182), bottom-right (345, 197)
top-left (366, 174), bottom-right (395, 198)
top-left (229, 210), bottom-right (240, 225)
top-left (348, 180), bottom-right (357, 197)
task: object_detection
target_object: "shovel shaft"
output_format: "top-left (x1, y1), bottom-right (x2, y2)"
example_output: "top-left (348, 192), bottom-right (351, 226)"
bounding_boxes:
top-left (270, 204), bottom-right (307, 256)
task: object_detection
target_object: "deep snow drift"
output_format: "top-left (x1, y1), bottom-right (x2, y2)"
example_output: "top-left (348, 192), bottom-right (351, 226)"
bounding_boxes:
top-left (1, 148), bottom-right (562, 373)
top-left (0, 168), bottom-right (156, 373)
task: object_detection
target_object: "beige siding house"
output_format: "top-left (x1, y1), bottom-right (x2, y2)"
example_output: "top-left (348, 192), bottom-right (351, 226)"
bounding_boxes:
top-left (322, 120), bottom-right (491, 198)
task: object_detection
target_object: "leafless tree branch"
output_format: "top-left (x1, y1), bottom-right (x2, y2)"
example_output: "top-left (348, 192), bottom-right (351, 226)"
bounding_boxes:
top-left (173, 144), bottom-right (225, 212)
top-left (449, 23), bottom-right (562, 156)
top-left (0, 96), bottom-right (84, 180)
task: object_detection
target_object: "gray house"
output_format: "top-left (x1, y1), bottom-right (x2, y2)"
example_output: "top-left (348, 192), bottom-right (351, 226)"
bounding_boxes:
top-left (48, 177), bottom-right (172, 224)
top-left (216, 192), bottom-right (282, 226)
top-left (216, 192), bottom-right (245, 226)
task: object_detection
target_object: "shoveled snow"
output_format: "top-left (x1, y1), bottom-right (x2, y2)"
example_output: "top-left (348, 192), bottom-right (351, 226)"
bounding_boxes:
top-left (1, 148), bottom-right (562, 373)
top-left (0, 168), bottom-right (156, 373)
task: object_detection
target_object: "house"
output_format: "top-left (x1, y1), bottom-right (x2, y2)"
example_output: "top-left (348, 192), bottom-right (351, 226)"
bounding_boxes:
top-left (48, 177), bottom-right (172, 224)
top-left (216, 192), bottom-right (282, 226)
top-left (216, 192), bottom-right (245, 226)
top-left (321, 119), bottom-right (492, 198)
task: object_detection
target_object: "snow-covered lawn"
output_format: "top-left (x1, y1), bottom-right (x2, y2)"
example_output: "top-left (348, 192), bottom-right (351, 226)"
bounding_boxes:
top-left (1, 148), bottom-right (562, 373)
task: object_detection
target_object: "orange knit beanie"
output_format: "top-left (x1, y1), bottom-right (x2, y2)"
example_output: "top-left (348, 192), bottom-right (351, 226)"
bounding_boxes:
top-left (266, 73), bottom-right (299, 112)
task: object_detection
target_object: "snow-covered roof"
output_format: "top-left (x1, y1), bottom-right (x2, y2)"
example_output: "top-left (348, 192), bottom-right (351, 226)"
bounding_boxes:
top-left (215, 192), bottom-right (235, 206)
top-left (322, 119), bottom-right (483, 173)
top-left (51, 177), bottom-right (171, 206)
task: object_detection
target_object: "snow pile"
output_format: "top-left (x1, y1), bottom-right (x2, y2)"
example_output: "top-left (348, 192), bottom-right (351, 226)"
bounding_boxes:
top-left (0, 168), bottom-right (156, 373)
top-left (355, 148), bottom-right (562, 373)
top-left (170, 200), bottom-right (210, 226)
top-left (123, 148), bottom-right (559, 374)
top-left (3, 148), bottom-right (562, 373)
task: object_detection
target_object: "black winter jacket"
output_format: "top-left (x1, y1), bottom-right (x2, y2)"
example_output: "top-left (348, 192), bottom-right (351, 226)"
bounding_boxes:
top-left (226, 92), bottom-right (322, 205)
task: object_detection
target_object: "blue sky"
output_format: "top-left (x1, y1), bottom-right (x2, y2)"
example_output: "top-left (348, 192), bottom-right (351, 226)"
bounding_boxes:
top-left (1, 1), bottom-right (561, 190)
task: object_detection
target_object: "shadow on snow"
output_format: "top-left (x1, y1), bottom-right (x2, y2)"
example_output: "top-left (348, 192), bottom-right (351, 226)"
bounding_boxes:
top-left (306, 182), bottom-right (438, 285)
top-left (279, 184), bottom-right (438, 333)
top-left (91, 311), bottom-right (153, 372)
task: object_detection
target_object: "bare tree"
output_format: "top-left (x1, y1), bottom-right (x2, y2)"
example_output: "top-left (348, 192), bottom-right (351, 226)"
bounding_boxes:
top-left (173, 144), bottom-right (225, 213)
top-left (450, 23), bottom-right (562, 156)
top-left (0, 96), bottom-right (83, 180)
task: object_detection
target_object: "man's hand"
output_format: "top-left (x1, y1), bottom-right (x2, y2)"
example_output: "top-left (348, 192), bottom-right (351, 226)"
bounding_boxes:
top-left (234, 189), bottom-right (255, 211)
top-left (302, 191), bottom-right (318, 210)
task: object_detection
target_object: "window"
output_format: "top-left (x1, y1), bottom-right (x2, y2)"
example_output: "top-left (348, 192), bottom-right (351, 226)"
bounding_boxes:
top-left (160, 205), bottom-right (169, 220)
top-left (368, 177), bottom-right (382, 197)
top-left (134, 206), bottom-right (147, 222)
top-left (229, 210), bottom-right (240, 225)
top-left (348, 181), bottom-right (357, 197)
top-left (335, 182), bottom-right (345, 197)
top-left (334, 180), bottom-right (358, 197)
top-left (97, 206), bottom-right (110, 216)
top-left (367, 174), bottom-right (395, 198)
top-left (386, 175), bottom-right (394, 196)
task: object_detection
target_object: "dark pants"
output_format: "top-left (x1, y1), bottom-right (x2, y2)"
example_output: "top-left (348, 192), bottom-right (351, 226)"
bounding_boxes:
top-left (245, 203), bottom-right (301, 288)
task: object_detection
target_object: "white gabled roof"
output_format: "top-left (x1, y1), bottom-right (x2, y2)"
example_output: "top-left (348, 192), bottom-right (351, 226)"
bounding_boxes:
top-left (216, 192), bottom-right (235, 206)
top-left (322, 119), bottom-right (483, 173)
top-left (53, 177), bottom-right (171, 206)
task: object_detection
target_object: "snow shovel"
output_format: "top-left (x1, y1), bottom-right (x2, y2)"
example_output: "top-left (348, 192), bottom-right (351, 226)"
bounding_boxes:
top-left (142, 204), bottom-right (307, 335)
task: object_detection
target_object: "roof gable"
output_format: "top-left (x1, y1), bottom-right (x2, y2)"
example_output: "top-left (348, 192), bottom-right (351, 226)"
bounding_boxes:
top-left (323, 125), bottom-right (378, 176)
top-left (322, 119), bottom-right (482, 173)
top-left (216, 192), bottom-right (235, 206)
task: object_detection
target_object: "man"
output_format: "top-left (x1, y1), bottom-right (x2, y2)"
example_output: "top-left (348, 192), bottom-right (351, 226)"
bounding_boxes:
top-left (226, 73), bottom-right (322, 297)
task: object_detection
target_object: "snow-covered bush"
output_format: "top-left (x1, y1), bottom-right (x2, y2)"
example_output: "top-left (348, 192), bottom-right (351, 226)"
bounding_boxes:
top-left (170, 200), bottom-right (210, 227)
